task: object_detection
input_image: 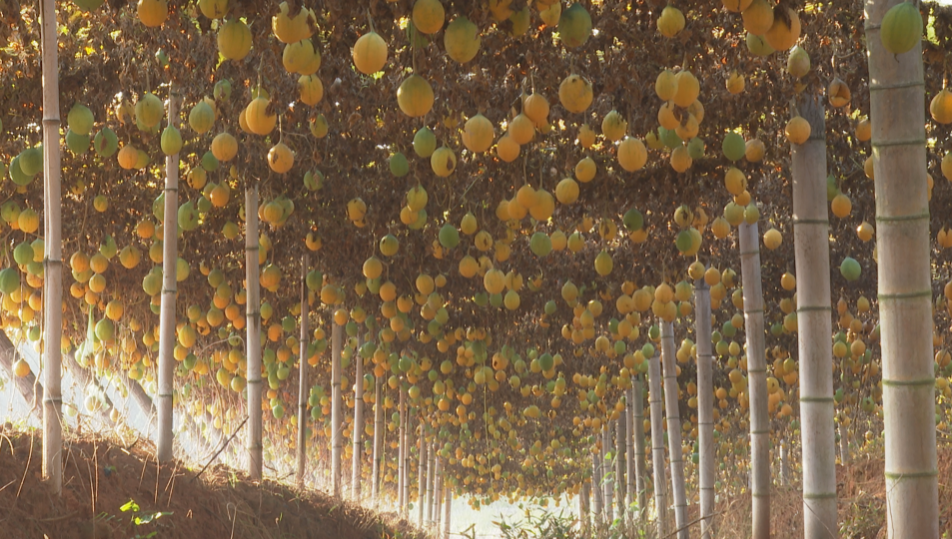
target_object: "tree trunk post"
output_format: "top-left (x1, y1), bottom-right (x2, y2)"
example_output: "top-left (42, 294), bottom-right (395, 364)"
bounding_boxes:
top-left (372, 371), bottom-right (383, 506)
top-left (865, 2), bottom-right (940, 528)
top-left (351, 335), bottom-right (364, 501)
top-left (615, 409), bottom-right (626, 526)
top-left (296, 254), bottom-right (309, 488)
top-left (330, 322), bottom-right (343, 497)
top-left (602, 425), bottom-right (614, 523)
top-left (593, 448), bottom-right (604, 527)
top-left (648, 351), bottom-right (668, 538)
top-left (417, 423), bottom-right (426, 525)
top-left (739, 220), bottom-right (771, 538)
top-left (397, 385), bottom-right (406, 511)
top-left (581, 480), bottom-right (591, 535)
top-left (244, 187), bottom-right (262, 480)
top-left (632, 378), bottom-right (647, 523)
top-left (442, 483), bottom-right (452, 539)
top-left (156, 91), bottom-right (180, 465)
top-left (791, 94), bottom-right (838, 538)
top-left (694, 280), bottom-right (716, 538)
top-left (660, 321), bottom-right (688, 539)
top-left (39, 0), bottom-right (64, 494)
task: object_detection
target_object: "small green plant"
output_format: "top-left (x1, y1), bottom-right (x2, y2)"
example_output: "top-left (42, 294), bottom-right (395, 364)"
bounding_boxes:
top-left (119, 498), bottom-right (173, 539)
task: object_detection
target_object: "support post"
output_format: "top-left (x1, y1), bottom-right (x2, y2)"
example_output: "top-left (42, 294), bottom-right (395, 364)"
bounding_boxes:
top-left (694, 280), bottom-right (716, 538)
top-left (351, 335), bottom-right (364, 501)
top-left (296, 254), bottom-right (309, 487)
top-left (244, 187), bottom-right (262, 480)
top-left (660, 322), bottom-right (688, 539)
top-left (40, 0), bottom-right (64, 494)
top-left (739, 220), bottom-right (771, 538)
top-left (648, 351), bottom-right (668, 538)
top-left (330, 323), bottom-right (343, 497)
top-left (156, 92), bottom-right (180, 464)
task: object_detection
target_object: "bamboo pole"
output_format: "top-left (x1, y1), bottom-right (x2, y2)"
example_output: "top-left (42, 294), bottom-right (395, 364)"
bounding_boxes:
top-left (580, 480), bottom-right (590, 535)
top-left (602, 426), bottom-right (614, 523)
top-left (791, 95), bottom-right (837, 538)
top-left (625, 389), bottom-right (635, 521)
top-left (296, 254), bottom-right (309, 488)
top-left (397, 385), bottom-right (406, 510)
top-left (371, 370), bottom-right (383, 505)
top-left (39, 0), bottom-right (64, 494)
top-left (694, 280), bottom-right (716, 538)
top-left (442, 483), bottom-right (452, 539)
top-left (647, 351), bottom-right (667, 538)
top-left (839, 425), bottom-right (849, 465)
top-left (330, 322), bottom-right (343, 497)
top-left (155, 91), bottom-right (180, 464)
top-left (592, 449), bottom-right (603, 526)
top-left (739, 220), bottom-right (770, 538)
top-left (428, 449), bottom-right (438, 524)
top-left (351, 334), bottom-right (364, 501)
top-left (615, 410), bottom-right (626, 525)
top-left (779, 438), bottom-right (789, 487)
top-left (660, 322), bottom-right (688, 539)
top-left (865, 3), bottom-right (939, 533)
top-left (417, 423), bottom-right (426, 525)
top-left (632, 378), bottom-right (647, 523)
top-left (244, 187), bottom-right (262, 480)
top-left (403, 405), bottom-right (411, 516)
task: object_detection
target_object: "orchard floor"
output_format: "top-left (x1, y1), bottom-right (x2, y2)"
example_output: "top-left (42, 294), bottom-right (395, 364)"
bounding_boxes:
top-left (0, 424), bottom-right (427, 539)
top-left (716, 447), bottom-right (952, 538)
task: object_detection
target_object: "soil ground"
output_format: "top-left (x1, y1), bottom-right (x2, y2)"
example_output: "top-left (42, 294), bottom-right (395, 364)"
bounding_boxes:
top-left (0, 424), bottom-right (427, 539)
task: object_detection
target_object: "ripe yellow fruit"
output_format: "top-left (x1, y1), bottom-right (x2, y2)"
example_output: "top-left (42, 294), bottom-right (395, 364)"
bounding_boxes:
top-left (601, 110), bottom-right (627, 142)
top-left (856, 221), bottom-right (874, 242)
top-left (245, 97), bottom-right (277, 136)
top-left (523, 93), bottom-right (550, 126)
top-left (784, 116), bottom-right (811, 144)
top-left (117, 144), bottom-right (139, 170)
top-left (463, 113), bottom-right (494, 153)
top-left (855, 119), bottom-right (871, 142)
top-left (831, 193), bottom-right (851, 218)
top-left (742, 0), bottom-right (774, 36)
top-left (397, 75), bottom-right (435, 118)
top-left (657, 101), bottom-right (679, 130)
top-left (218, 19), bottom-right (253, 61)
top-left (673, 71), bottom-right (700, 108)
top-left (726, 71), bottom-right (746, 94)
top-left (745, 138), bottom-right (766, 162)
top-left (575, 157), bottom-right (596, 183)
top-left (508, 113), bottom-right (535, 145)
top-left (495, 135), bottom-right (520, 162)
top-left (655, 69), bottom-right (678, 101)
top-left (670, 145), bottom-right (692, 172)
top-left (413, 0), bottom-right (445, 34)
top-left (828, 77), bottom-right (851, 108)
top-left (763, 227), bottom-right (782, 250)
top-left (211, 132), bottom-right (238, 162)
top-left (298, 75), bottom-right (324, 106)
top-left (657, 6), bottom-right (685, 38)
top-left (555, 178), bottom-right (580, 204)
top-left (559, 74), bottom-right (594, 113)
top-left (764, 7), bottom-right (801, 51)
top-left (594, 250), bottom-right (613, 276)
top-left (353, 31), bottom-right (388, 75)
top-left (137, 0), bottom-right (168, 27)
top-left (931, 88), bottom-right (952, 124)
top-left (431, 146), bottom-right (457, 177)
top-left (942, 153), bottom-right (952, 182)
top-left (267, 142), bottom-right (294, 174)
top-left (617, 137), bottom-right (647, 172)
top-left (724, 167), bottom-right (747, 195)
